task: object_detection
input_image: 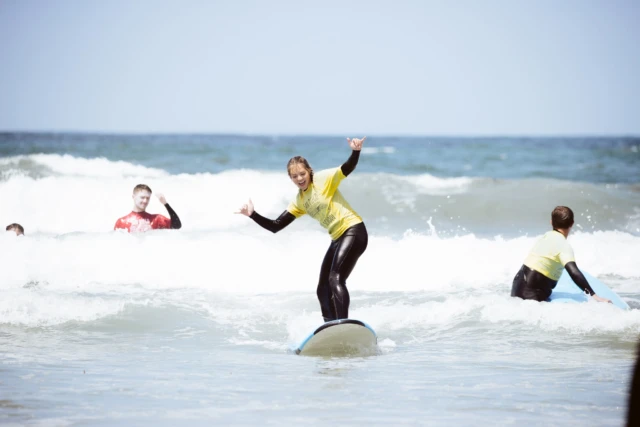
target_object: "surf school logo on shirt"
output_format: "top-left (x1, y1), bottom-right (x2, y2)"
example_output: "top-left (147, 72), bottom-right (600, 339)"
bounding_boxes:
top-left (127, 216), bottom-right (153, 233)
top-left (304, 192), bottom-right (326, 220)
top-left (321, 214), bottom-right (336, 227)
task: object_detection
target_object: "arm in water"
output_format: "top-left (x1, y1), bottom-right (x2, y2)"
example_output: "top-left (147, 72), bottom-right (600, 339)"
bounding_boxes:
top-left (342, 137), bottom-right (366, 176)
top-left (235, 199), bottom-right (296, 233)
top-left (565, 261), bottom-right (611, 303)
top-left (156, 193), bottom-right (182, 229)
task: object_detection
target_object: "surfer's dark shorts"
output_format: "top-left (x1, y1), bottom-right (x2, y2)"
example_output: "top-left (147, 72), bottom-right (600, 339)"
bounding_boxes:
top-left (511, 264), bottom-right (556, 302)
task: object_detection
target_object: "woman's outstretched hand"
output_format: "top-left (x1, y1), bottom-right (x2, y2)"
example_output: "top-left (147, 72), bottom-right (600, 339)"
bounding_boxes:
top-left (347, 136), bottom-right (366, 151)
top-left (235, 199), bottom-right (254, 217)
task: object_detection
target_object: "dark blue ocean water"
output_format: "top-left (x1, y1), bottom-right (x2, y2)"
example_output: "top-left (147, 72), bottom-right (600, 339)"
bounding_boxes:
top-left (1, 133), bottom-right (639, 183)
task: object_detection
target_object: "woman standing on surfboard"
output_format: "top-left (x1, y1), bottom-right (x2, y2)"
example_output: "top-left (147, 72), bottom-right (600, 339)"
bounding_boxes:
top-left (236, 137), bottom-right (368, 322)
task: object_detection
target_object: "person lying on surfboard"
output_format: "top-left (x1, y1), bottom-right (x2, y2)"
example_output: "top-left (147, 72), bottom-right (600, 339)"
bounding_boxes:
top-left (114, 184), bottom-right (182, 233)
top-left (511, 206), bottom-right (610, 303)
top-left (236, 137), bottom-right (368, 322)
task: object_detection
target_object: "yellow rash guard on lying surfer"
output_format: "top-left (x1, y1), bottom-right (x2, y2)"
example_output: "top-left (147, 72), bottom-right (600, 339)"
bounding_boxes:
top-left (523, 230), bottom-right (575, 281)
top-left (512, 229), bottom-right (595, 301)
top-left (286, 167), bottom-right (362, 240)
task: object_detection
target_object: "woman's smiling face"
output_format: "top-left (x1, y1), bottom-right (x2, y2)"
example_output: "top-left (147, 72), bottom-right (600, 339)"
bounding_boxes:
top-left (289, 163), bottom-right (311, 191)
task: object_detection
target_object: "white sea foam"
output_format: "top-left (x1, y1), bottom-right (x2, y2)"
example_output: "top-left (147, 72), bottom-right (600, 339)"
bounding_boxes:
top-left (0, 288), bottom-right (129, 327)
top-left (2, 154), bottom-right (640, 330)
top-left (0, 167), bottom-right (296, 233)
top-left (0, 155), bottom-right (481, 234)
top-left (408, 174), bottom-right (474, 195)
top-left (0, 154), bottom-right (167, 178)
top-left (2, 154), bottom-right (638, 237)
top-left (361, 146), bottom-right (396, 155)
top-left (352, 293), bottom-right (640, 335)
top-left (2, 229), bottom-right (638, 292)
top-left (1, 228), bottom-right (639, 328)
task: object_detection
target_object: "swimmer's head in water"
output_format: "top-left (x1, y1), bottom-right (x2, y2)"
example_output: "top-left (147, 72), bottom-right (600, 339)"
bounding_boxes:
top-left (287, 156), bottom-right (313, 191)
top-left (132, 184), bottom-right (152, 212)
top-left (552, 206), bottom-right (574, 230)
top-left (5, 223), bottom-right (24, 236)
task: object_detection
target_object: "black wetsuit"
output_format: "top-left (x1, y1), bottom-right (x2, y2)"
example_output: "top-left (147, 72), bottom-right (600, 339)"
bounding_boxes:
top-left (165, 203), bottom-right (182, 229)
top-left (315, 221), bottom-right (368, 320)
top-left (511, 262), bottom-right (596, 302)
top-left (627, 341), bottom-right (640, 426)
top-left (249, 150), bottom-right (367, 321)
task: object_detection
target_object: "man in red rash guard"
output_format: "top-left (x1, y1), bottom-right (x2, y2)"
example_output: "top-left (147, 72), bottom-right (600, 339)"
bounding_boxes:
top-left (114, 184), bottom-right (182, 233)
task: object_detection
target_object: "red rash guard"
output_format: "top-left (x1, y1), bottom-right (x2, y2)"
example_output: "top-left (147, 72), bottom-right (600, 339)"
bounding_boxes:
top-left (114, 211), bottom-right (172, 233)
top-left (114, 203), bottom-right (181, 233)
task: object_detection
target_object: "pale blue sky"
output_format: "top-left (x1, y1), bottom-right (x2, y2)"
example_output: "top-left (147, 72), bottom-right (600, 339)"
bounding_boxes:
top-left (1, 0), bottom-right (638, 135)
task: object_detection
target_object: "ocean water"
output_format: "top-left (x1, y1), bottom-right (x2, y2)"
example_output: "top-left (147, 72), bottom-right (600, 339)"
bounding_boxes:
top-left (1, 133), bottom-right (640, 426)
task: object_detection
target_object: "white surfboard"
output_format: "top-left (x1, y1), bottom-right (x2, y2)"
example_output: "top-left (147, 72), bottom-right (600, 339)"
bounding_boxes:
top-left (295, 319), bottom-right (377, 357)
top-left (550, 269), bottom-right (629, 310)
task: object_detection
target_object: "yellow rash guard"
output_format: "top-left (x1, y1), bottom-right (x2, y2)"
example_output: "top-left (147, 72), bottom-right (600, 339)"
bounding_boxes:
top-left (287, 167), bottom-right (362, 240)
top-left (523, 230), bottom-right (576, 281)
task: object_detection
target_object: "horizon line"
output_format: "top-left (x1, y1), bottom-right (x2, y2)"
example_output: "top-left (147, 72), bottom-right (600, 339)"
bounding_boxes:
top-left (1, 129), bottom-right (639, 139)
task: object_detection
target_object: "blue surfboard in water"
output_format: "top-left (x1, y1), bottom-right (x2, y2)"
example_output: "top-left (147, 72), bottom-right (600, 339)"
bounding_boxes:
top-left (295, 319), bottom-right (377, 356)
top-left (550, 270), bottom-right (629, 310)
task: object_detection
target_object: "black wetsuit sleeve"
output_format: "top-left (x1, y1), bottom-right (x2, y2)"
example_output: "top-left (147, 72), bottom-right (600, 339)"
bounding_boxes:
top-left (164, 203), bottom-right (182, 229)
top-left (250, 210), bottom-right (296, 233)
top-left (340, 150), bottom-right (361, 177)
top-left (565, 261), bottom-right (596, 296)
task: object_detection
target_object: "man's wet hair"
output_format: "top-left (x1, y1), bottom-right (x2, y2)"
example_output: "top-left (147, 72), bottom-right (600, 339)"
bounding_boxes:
top-left (6, 223), bottom-right (24, 234)
top-left (133, 184), bottom-right (152, 194)
top-left (552, 206), bottom-right (574, 229)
